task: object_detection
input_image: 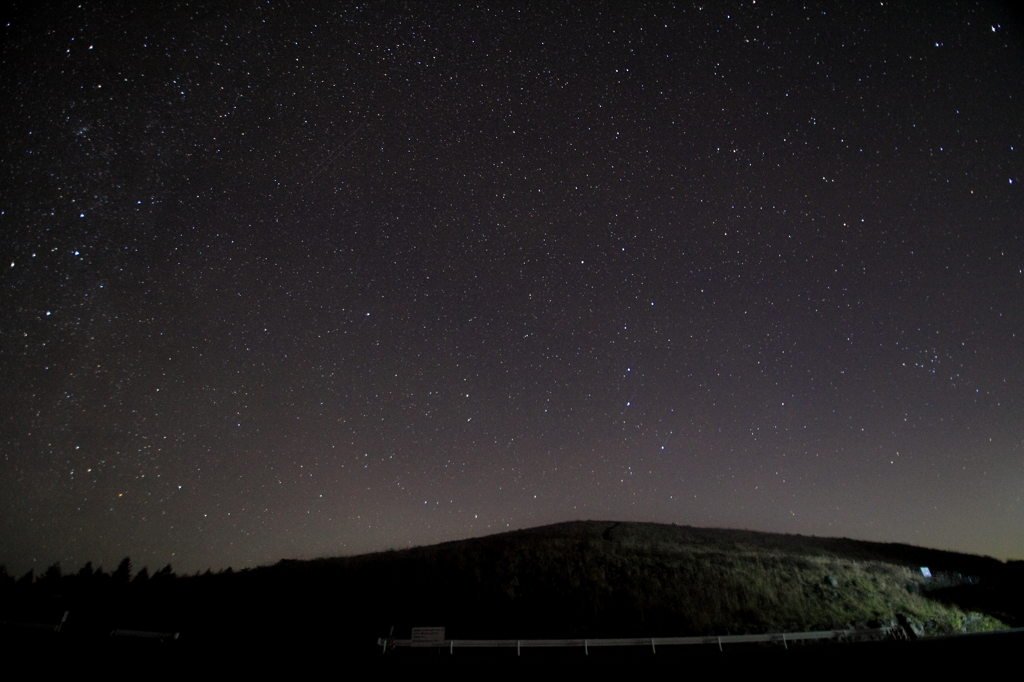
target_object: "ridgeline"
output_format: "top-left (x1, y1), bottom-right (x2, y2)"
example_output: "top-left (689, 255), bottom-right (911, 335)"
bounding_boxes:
top-left (4, 521), bottom-right (1022, 658)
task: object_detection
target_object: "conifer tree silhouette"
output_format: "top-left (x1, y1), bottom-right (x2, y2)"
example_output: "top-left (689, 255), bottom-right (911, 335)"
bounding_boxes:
top-left (113, 557), bottom-right (132, 585)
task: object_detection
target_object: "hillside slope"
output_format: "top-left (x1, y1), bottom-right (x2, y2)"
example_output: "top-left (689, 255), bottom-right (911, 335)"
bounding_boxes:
top-left (5, 520), bottom-right (1018, 651)
top-left (258, 520), bottom-right (1012, 640)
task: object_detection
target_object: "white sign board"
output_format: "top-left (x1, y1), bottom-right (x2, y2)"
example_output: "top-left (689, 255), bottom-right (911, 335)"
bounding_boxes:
top-left (411, 626), bottom-right (446, 646)
top-left (920, 567), bottom-right (932, 578)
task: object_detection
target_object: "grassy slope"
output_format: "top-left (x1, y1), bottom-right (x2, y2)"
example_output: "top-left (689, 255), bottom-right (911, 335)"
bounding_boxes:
top-left (7, 520), bottom-right (1015, 648)
top-left (259, 520), bottom-right (1010, 640)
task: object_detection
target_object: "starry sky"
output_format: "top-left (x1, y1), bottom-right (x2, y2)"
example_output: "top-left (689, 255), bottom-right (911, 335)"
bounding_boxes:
top-left (2, 1), bottom-right (1022, 576)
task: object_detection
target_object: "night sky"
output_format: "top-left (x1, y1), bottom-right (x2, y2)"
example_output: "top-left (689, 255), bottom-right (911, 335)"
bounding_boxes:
top-left (2, 1), bottom-right (1022, 576)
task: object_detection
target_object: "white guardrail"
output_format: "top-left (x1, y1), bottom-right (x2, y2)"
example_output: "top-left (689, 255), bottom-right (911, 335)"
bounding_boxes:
top-left (378, 625), bottom-right (896, 655)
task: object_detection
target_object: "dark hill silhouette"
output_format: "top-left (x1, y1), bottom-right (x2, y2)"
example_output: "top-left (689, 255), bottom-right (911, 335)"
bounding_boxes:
top-left (4, 520), bottom-right (1022, 663)
top-left (257, 521), bottom-right (1013, 640)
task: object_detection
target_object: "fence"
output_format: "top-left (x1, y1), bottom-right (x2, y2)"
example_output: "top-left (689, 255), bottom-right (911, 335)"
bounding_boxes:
top-left (379, 625), bottom-right (896, 655)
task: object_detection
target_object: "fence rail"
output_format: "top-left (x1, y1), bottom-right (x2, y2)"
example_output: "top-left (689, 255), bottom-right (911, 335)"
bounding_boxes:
top-left (379, 625), bottom-right (895, 655)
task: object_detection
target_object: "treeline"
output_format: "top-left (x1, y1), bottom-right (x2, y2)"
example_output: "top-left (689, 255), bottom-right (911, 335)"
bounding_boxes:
top-left (0, 558), bottom-right (253, 593)
top-left (1, 559), bottom-right (175, 591)
top-left (0, 558), bottom-right (253, 640)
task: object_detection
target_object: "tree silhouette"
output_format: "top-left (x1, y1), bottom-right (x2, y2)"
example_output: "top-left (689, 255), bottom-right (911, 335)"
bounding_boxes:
top-left (39, 563), bottom-right (63, 593)
top-left (153, 564), bottom-right (175, 581)
top-left (42, 562), bottom-right (62, 582)
top-left (112, 557), bottom-right (132, 585)
top-left (0, 566), bottom-right (13, 592)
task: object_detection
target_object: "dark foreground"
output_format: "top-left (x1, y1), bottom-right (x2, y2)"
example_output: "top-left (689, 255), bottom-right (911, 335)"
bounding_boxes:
top-left (9, 628), bottom-right (1022, 676)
